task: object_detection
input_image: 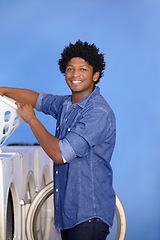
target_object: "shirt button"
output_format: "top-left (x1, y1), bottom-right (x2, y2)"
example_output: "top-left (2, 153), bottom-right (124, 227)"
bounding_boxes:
top-left (68, 128), bottom-right (71, 132)
top-left (56, 189), bottom-right (58, 192)
top-left (56, 171), bottom-right (58, 174)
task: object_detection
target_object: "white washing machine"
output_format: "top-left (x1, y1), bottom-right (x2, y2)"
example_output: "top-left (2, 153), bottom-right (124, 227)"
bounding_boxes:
top-left (0, 145), bottom-right (61, 240)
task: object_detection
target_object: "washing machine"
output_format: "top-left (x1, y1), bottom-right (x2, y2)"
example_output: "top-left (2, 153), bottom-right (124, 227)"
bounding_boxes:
top-left (0, 146), bottom-right (35, 239)
top-left (0, 145), bottom-right (61, 240)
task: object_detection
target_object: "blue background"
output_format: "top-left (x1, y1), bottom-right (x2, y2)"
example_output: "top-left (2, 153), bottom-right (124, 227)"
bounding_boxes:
top-left (0, 0), bottom-right (160, 239)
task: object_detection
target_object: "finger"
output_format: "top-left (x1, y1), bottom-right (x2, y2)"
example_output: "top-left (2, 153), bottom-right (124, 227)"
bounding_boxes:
top-left (16, 102), bottom-right (22, 109)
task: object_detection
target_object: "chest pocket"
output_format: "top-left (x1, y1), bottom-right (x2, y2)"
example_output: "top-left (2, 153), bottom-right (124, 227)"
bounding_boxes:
top-left (59, 106), bottom-right (82, 138)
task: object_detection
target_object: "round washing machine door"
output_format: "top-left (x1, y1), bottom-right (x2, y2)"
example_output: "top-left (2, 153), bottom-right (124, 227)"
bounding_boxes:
top-left (26, 182), bottom-right (127, 240)
top-left (25, 181), bottom-right (61, 240)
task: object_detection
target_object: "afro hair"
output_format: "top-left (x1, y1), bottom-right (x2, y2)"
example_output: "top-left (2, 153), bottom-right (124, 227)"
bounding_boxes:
top-left (58, 40), bottom-right (105, 84)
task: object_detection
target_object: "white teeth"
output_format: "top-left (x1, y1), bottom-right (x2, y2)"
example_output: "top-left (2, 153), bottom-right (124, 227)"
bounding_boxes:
top-left (72, 81), bottom-right (82, 84)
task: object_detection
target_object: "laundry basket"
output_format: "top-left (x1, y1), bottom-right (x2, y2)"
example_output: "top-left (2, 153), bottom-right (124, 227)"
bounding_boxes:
top-left (0, 95), bottom-right (22, 147)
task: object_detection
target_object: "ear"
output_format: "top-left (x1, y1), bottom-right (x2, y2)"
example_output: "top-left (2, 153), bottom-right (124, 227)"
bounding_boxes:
top-left (93, 72), bottom-right (100, 82)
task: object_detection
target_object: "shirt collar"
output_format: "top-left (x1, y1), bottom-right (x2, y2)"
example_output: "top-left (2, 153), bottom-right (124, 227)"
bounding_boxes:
top-left (75, 86), bottom-right (100, 108)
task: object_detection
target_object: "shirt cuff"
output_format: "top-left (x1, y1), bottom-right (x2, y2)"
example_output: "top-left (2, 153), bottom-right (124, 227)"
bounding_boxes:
top-left (35, 92), bottom-right (46, 111)
top-left (62, 156), bottom-right (67, 163)
top-left (59, 138), bottom-right (76, 163)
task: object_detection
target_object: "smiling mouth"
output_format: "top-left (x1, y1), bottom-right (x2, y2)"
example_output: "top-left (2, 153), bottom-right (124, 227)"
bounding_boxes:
top-left (71, 80), bottom-right (82, 84)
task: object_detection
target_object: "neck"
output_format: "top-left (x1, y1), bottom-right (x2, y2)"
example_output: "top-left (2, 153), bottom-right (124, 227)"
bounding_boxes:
top-left (72, 87), bottom-right (95, 104)
top-left (72, 93), bottom-right (83, 104)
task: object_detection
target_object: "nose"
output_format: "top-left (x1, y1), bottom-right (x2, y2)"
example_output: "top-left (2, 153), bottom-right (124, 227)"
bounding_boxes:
top-left (72, 69), bottom-right (80, 77)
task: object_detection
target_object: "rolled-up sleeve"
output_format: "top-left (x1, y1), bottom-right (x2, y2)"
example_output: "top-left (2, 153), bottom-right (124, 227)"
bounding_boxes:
top-left (35, 92), bottom-right (46, 111)
top-left (59, 138), bottom-right (76, 163)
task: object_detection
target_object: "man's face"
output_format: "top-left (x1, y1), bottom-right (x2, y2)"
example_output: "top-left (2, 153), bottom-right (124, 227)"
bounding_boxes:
top-left (65, 57), bottom-right (99, 100)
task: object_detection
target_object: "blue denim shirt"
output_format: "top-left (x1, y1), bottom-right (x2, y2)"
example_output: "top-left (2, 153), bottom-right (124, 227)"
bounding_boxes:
top-left (36, 86), bottom-right (116, 230)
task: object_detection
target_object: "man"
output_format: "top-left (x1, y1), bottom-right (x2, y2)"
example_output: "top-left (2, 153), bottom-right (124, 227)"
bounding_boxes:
top-left (0, 40), bottom-right (116, 240)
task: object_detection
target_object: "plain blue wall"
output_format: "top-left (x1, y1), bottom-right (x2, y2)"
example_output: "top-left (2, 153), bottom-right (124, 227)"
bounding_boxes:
top-left (0, 0), bottom-right (160, 239)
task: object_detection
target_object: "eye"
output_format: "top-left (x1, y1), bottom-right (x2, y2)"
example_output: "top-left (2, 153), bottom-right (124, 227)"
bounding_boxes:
top-left (81, 68), bottom-right (87, 71)
top-left (66, 67), bottom-right (73, 71)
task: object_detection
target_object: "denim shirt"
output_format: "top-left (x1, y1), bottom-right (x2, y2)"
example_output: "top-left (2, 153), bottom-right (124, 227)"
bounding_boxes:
top-left (36, 86), bottom-right (116, 230)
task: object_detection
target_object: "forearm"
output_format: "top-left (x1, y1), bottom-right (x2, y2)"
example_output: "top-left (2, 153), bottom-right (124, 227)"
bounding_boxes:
top-left (29, 117), bottom-right (64, 164)
top-left (16, 100), bottom-right (63, 164)
top-left (0, 87), bottom-right (39, 108)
